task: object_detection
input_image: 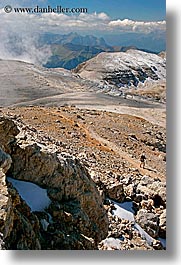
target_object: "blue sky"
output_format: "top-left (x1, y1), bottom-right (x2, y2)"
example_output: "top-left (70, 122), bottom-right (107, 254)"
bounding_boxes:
top-left (1, 0), bottom-right (166, 21)
top-left (43, 0), bottom-right (166, 21)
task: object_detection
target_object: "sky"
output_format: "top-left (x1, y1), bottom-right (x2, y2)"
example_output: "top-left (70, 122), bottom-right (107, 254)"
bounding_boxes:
top-left (2, 0), bottom-right (165, 21)
top-left (0, 0), bottom-right (166, 63)
top-left (45, 0), bottom-right (166, 21)
top-left (0, 0), bottom-right (166, 35)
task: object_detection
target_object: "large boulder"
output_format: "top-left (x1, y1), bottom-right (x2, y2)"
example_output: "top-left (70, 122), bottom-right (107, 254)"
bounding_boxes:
top-left (0, 116), bottom-right (19, 154)
top-left (0, 170), bottom-right (41, 250)
top-left (135, 209), bottom-right (159, 238)
top-left (105, 183), bottom-right (125, 203)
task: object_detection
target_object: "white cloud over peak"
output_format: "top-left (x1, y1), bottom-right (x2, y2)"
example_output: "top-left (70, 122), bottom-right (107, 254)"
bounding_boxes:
top-left (0, 9), bottom-right (166, 34)
top-left (109, 18), bottom-right (166, 33)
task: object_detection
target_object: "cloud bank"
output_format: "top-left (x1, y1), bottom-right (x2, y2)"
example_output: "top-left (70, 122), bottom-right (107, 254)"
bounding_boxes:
top-left (0, 9), bottom-right (166, 64)
top-left (0, 9), bottom-right (166, 34)
top-left (108, 19), bottom-right (166, 33)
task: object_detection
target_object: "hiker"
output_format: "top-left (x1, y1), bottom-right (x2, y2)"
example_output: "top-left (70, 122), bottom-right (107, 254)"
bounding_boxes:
top-left (140, 153), bottom-right (146, 169)
top-left (96, 177), bottom-right (105, 190)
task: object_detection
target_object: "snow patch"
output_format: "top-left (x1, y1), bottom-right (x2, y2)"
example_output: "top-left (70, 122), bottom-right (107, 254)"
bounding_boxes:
top-left (40, 219), bottom-right (49, 231)
top-left (112, 201), bottom-right (135, 222)
top-left (8, 177), bottom-right (51, 212)
top-left (111, 200), bottom-right (154, 245)
top-left (111, 199), bottom-right (166, 248)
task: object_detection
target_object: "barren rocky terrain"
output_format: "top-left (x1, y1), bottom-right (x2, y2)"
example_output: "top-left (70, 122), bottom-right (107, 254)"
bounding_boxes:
top-left (1, 105), bottom-right (165, 179)
top-left (0, 51), bottom-right (166, 250)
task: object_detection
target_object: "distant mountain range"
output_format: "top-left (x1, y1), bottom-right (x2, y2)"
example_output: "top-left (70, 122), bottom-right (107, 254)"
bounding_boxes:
top-left (3, 32), bottom-right (165, 71)
top-left (41, 32), bottom-right (111, 69)
top-left (103, 31), bottom-right (166, 53)
top-left (39, 32), bottom-right (109, 48)
top-left (44, 42), bottom-right (106, 69)
top-left (41, 32), bottom-right (160, 70)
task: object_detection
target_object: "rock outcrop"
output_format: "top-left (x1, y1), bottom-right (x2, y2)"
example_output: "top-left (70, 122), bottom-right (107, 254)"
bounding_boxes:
top-left (0, 148), bottom-right (41, 250)
top-left (0, 115), bottom-right (108, 249)
top-left (0, 147), bottom-right (12, 174)
top-left (0, 116), bottom-right (19, 154)
top-left (135, 209), bottom-right (159, 238)
top-left (105, 183), bottom-right (125, 203)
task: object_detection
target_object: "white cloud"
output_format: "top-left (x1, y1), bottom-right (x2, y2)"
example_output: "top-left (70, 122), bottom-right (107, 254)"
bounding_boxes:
top-left (109, 18), bottom-right (166, 33)
top-left (0, 9), bottom-right (166, 34)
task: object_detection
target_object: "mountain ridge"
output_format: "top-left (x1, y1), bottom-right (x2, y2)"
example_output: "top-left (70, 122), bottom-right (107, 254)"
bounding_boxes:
top-left (41, 32), bottom-right (162, 70)
top-left (74, 49), bottom-right (166, 102)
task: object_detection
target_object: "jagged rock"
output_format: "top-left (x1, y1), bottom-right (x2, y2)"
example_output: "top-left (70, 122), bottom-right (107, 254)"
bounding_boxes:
top-left (106, 183), bottom-right (125, 203)
top-left (107, 214), bottom-right (134, 239)
top-left (0, 148), bottom-right (12, 174)
top-left (10, 143), bottom-right (108, 242)
top-left (0, 171), bottom-right (41, 250)
top-left (0, 116), bottom-right (19, 154)
top-left (0, 171), bottom-right (9, 239)
top-left (136, 176), bottom-right (166, 207)
top-left (159, 209), bottom-right (166, 238)
top-left (135, 209), bottom-right (159, 238)
top-left (140, 199), bottom-right (154, 211)
top-left (124, 184), bottom-right (136, 197)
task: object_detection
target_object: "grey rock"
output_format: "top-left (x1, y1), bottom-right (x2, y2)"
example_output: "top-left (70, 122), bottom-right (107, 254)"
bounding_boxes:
top-left (159, 209), bottom-right (166, 238)
top-left (136, 209), bottom-right (159, 238)
top-left (0, 147), bottom-right (12, 174)
top-left (106, 183), bottom-right (125, 203)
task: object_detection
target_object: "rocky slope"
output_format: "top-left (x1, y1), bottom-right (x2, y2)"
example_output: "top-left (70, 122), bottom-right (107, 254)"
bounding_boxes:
top-left (0, 107), bottom-right (166, 250)
top-left (74, 49), bottom-right (166, 102)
